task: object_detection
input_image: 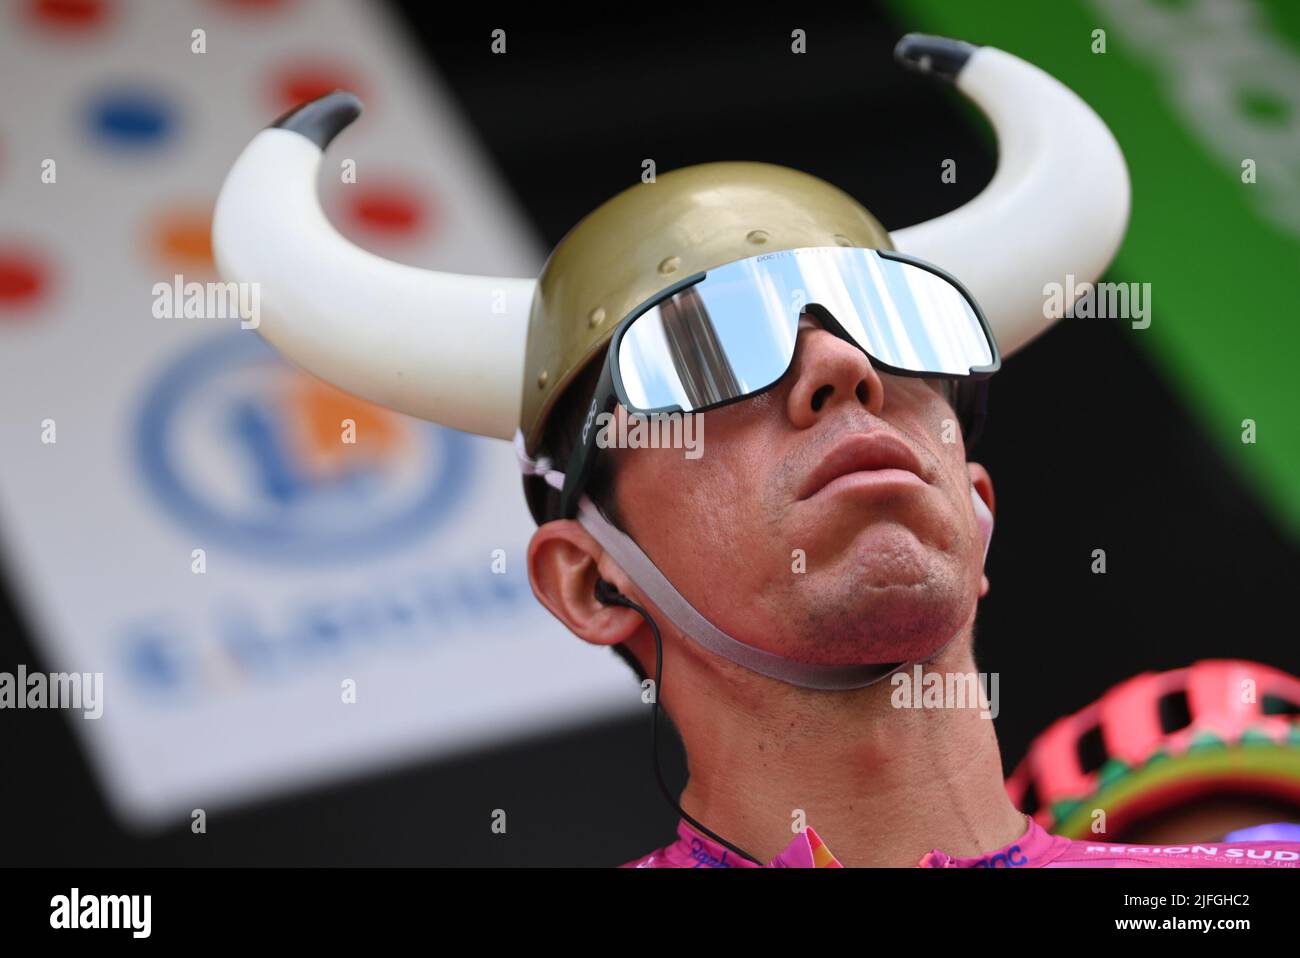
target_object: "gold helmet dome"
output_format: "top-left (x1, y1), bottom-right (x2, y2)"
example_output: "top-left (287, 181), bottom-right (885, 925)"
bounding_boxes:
top-left (522, 160), bottom-right (894, 456)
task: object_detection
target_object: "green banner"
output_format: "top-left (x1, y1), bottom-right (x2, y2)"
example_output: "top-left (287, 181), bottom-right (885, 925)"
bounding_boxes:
top-left (892, 0), bottom-right (1300, 542)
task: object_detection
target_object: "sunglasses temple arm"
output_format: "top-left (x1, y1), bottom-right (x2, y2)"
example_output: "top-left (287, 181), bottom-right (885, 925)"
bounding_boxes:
top-left (558, 354), bottom-right (618, 520)
top-left (963, 377), bottom-right (991, 450)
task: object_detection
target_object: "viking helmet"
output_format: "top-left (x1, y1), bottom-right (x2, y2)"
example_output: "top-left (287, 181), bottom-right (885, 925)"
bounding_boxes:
top-left (213, 32), bottom-right (1129, 472)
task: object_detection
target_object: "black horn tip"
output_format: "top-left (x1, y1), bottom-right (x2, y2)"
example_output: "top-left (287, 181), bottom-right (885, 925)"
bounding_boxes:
top-left (270, 90), bottom-right (363, 149)
top-left (894, 33), bottom-right (976, 83)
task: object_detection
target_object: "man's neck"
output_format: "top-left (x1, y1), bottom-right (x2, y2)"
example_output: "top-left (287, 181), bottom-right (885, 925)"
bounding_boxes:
top-left (672, 636), bottom-right (1027, 867)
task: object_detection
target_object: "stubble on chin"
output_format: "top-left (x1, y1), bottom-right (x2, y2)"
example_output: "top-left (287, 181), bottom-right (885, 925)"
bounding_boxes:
top-left (766, 544), bottom-right (973, 666)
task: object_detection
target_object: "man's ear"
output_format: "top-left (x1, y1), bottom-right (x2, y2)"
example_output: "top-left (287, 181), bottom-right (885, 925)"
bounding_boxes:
top-left (967, 462), bottom-right (995, 598)
top-left (526, 519), bottom-right (644, 648)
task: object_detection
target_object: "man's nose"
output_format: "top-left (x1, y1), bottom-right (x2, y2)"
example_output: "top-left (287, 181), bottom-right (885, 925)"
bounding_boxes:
top-left (784, 311), bottom-right (886, 429)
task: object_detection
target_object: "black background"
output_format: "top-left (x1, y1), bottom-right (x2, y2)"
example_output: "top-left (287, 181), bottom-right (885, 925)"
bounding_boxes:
top-left (1, 4), bottom-right (1296, 865)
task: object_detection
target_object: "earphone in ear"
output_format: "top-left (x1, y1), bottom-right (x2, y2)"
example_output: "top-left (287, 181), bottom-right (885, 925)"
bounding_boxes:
top-left (970, 484), bottom-right (994, 560)
top-left (595, 578), bottom-right (623, 605)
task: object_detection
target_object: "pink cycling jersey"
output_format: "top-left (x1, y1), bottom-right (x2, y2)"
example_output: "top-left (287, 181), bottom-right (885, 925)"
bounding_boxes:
top-left (622, 814), bottom-right (1300, 868)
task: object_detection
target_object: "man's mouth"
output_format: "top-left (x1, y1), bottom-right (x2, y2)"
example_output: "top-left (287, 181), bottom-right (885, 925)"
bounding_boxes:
top-left (797, 431), bottom-right (929, 502)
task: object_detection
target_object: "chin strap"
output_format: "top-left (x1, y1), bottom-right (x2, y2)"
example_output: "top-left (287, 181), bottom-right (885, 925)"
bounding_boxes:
top-left (514, 430), bottom-right (982, 691)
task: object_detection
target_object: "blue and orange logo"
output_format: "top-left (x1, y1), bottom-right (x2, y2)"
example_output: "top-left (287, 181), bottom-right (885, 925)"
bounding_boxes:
top-left (136, 333), bottom-right (472, 561)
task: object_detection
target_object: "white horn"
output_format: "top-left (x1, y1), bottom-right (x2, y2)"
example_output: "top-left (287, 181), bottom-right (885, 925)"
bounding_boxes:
top-left (889, 35), bottom-right (1131, 357)
top-left (212, 92), bottom-right (535, 440)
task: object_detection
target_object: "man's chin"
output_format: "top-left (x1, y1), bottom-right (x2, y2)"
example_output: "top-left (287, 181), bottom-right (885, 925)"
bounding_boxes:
top-left (819, 516), bottom-right (938, 575)
top-left (847, 529), bottom-right (937, 590)
top-left (788, 579), bottom-right (975, 667)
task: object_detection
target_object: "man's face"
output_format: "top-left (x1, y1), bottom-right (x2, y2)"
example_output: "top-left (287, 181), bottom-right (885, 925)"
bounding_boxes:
top-left (605, 312), bottom-right (992, 666)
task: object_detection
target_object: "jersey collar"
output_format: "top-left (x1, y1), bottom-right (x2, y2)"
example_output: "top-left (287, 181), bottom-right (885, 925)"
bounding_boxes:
top-left (660, 813), bottom-right (1072, 867)
top-left (662, 819), bottom-right (842, 868)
